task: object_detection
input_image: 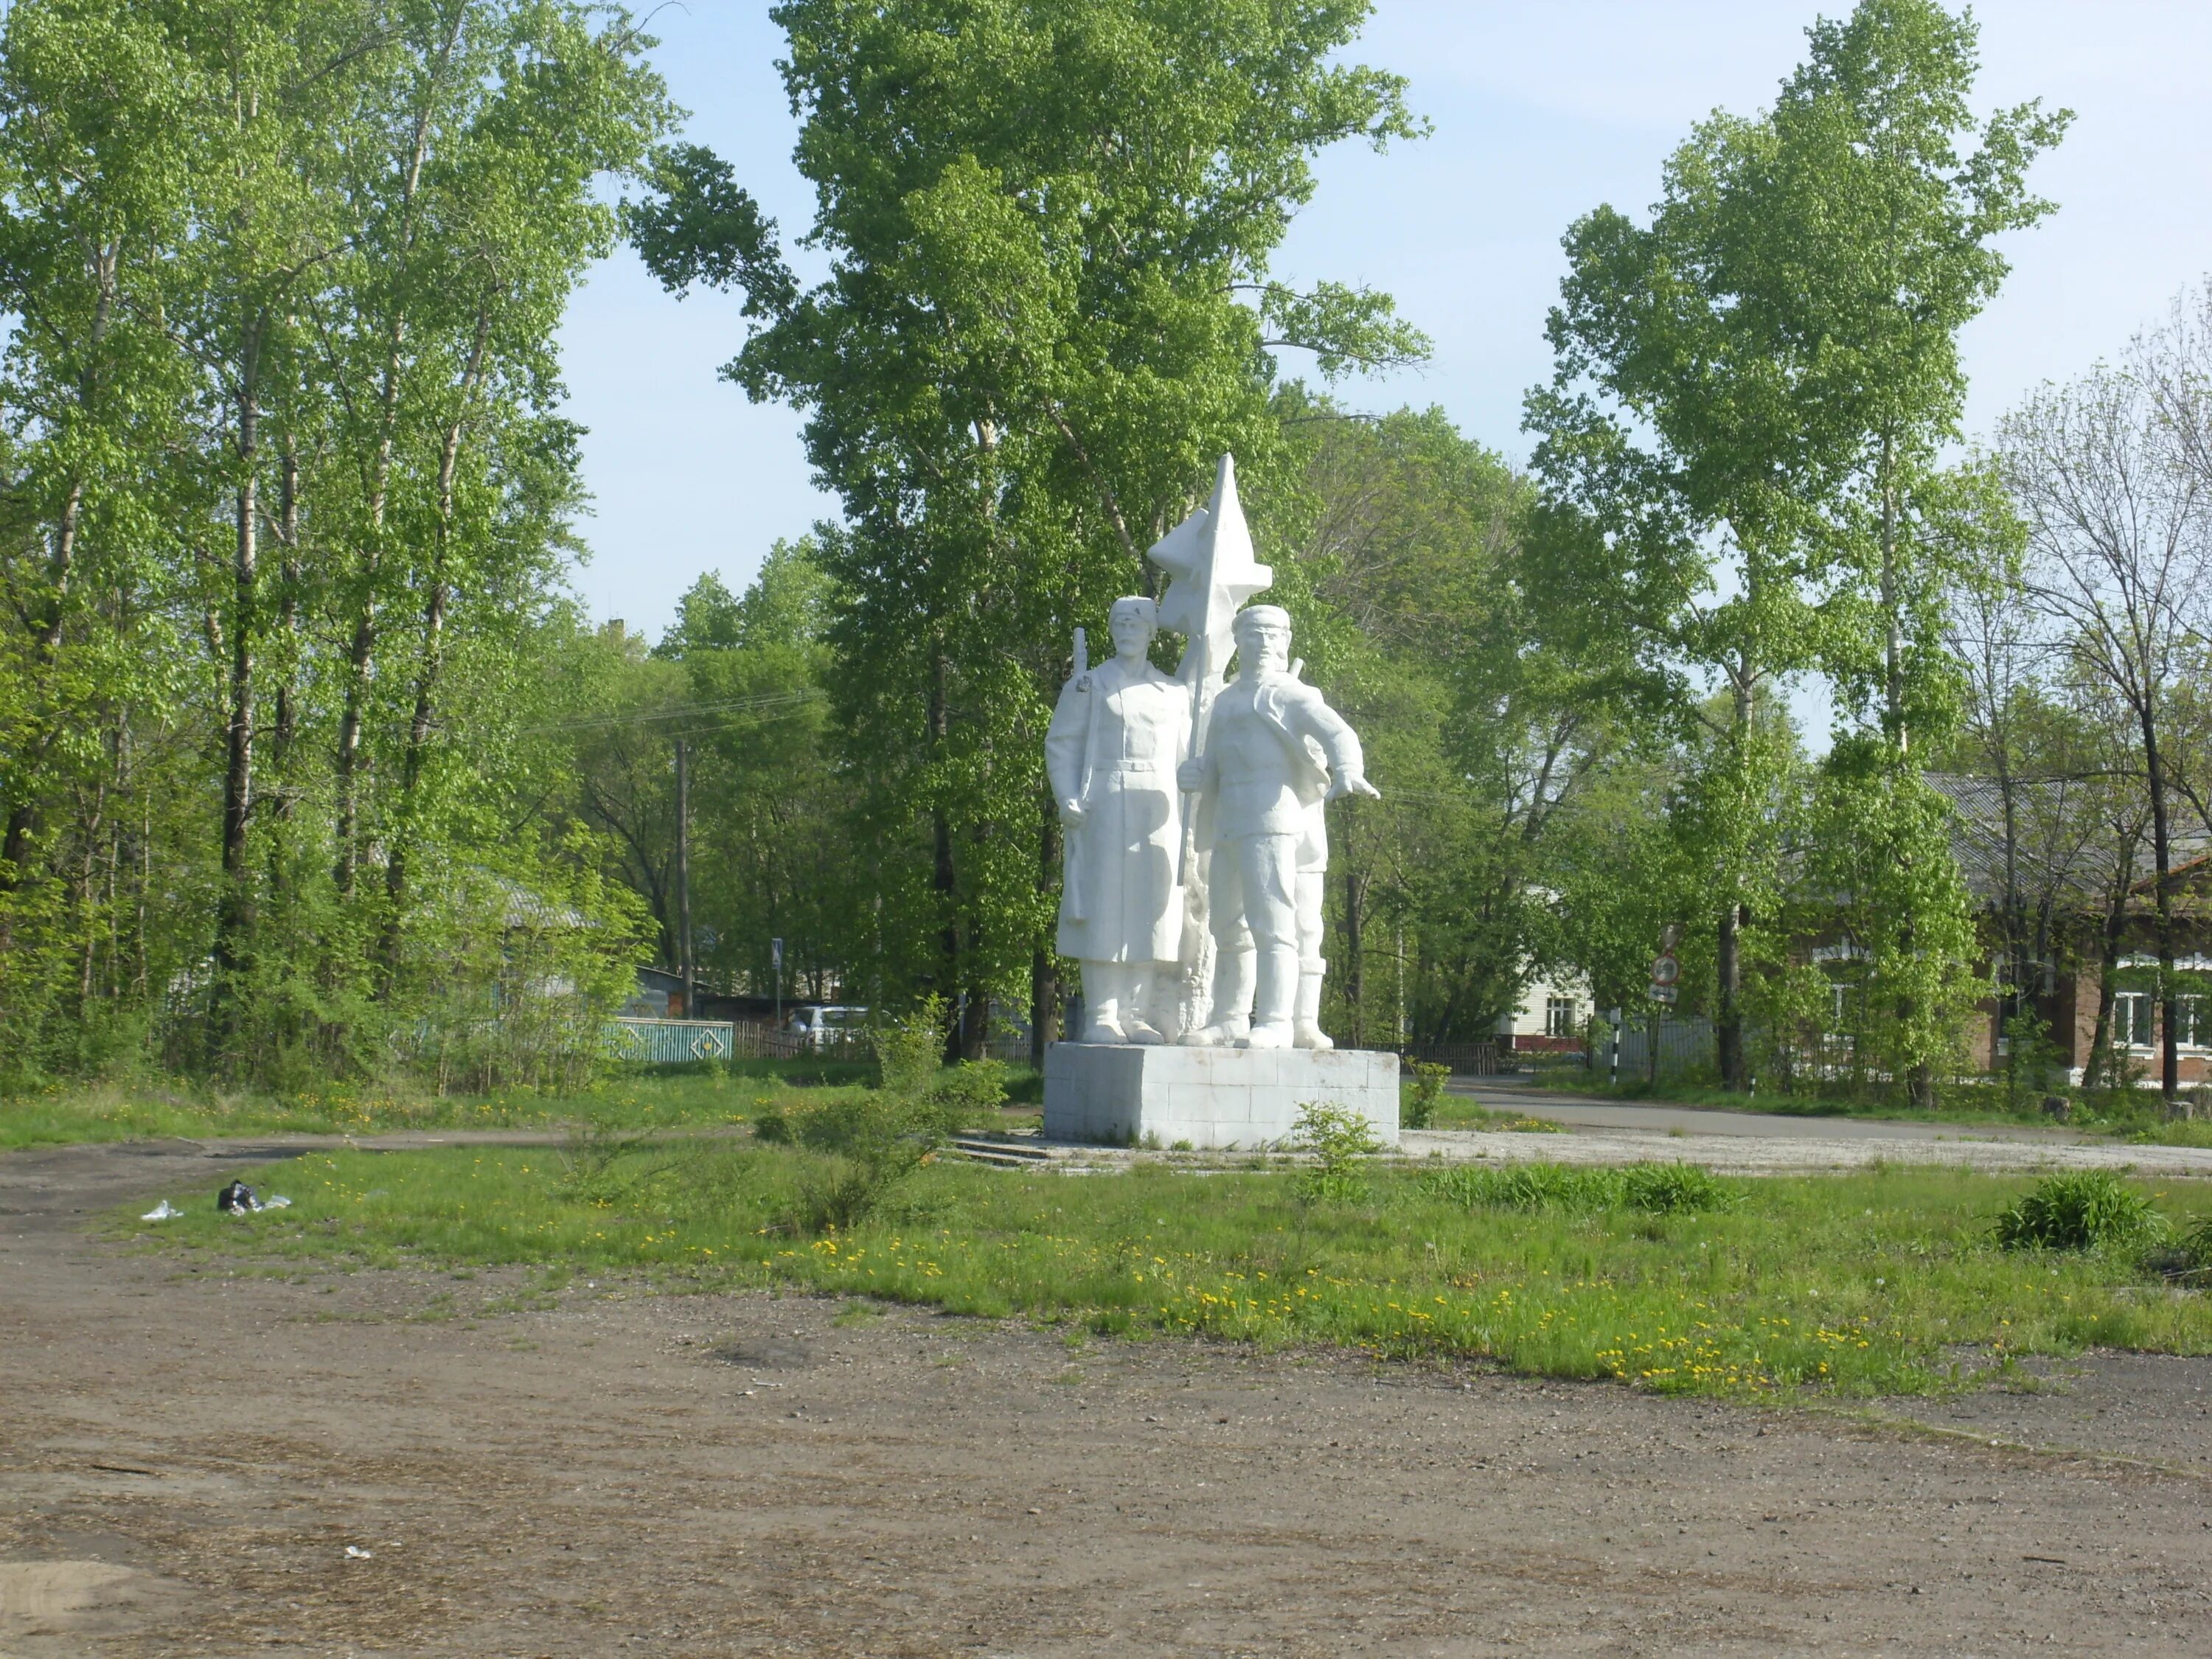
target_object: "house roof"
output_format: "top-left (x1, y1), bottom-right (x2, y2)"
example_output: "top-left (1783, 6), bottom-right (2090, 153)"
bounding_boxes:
top-left (1925, 772), bottom-right (2212, 916)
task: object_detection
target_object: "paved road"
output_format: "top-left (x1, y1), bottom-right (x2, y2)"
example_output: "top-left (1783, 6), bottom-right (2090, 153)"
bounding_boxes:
top-left (1452, 1079), bottom-right (2088, 1142)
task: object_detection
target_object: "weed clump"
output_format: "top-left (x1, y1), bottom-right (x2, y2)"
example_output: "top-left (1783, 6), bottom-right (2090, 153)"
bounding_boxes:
top-left (1425, 1160), bottom-right (1739, 1216)
top-left (1402, 1061), bottom-right (1450, 1130)
top-left (751, 998), bottom-right (1008, 1234)
top-left (1994, 1171), bottom-right (2166, 1253)
top-left (1290, 1100), bottom-right (1382, 1203)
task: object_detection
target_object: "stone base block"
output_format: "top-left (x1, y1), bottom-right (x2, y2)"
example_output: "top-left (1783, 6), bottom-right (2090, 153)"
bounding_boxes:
top-left (1043, 1043), bottom-right (1400, 1151)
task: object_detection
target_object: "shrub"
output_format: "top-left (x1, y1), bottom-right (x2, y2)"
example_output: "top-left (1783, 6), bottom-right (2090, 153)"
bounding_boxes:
top-left (1994, 1171), bottom-right (2166, 1253)
top-left (1403, 1061), bottom-right (1449, 1130)
top-left (1291, 1099), bottom-right (1382, 1204)
top-left (927, 1057), bottom-right (1009, 1131)
top-left (872, 995), bottom-right (946, 1097)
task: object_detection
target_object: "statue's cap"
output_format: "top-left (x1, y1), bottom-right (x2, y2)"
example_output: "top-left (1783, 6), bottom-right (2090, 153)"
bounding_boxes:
top-left (1109, 595), bottom-right (1157, 623)
top-left (1231, 604), bottom-right (1291, 637)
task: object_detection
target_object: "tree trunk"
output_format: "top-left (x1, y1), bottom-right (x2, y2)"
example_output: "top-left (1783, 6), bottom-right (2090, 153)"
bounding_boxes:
top-left (380, 313), bottom-right (487, 973)
top-left (1717, 901), bottom-right (1745, 1091)
top-left (211, 336), bottom-right (262, 1058)
top-left (2085, 863), bottom-right (2134, 1092)
top-left (929, 647), bottom-right (961, 1061)
top-left (1031, 793), bottom-right (1061, 1068)
top-left (2143, 709), bottom-right (2179, 1108)
top-left (1342, 855), bottom-right (1368, 1050)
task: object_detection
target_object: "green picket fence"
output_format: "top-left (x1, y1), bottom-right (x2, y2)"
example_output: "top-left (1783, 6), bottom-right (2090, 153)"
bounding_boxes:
top-left (606, 1018), bottom-right (736, 1065)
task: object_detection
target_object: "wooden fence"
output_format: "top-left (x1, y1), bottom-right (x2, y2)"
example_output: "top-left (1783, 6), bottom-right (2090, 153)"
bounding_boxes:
top-left (1397, 1041), bottom-right (1503, 1077)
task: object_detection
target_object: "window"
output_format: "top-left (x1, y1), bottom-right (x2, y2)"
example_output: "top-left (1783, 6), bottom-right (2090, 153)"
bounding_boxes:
top-left (2180, 996), bottom-right (2206, 1049)
top-left (2113, 992), bottom-right (2155, 1050)
top-left (1544, 996), bottom-right (1579, 1039)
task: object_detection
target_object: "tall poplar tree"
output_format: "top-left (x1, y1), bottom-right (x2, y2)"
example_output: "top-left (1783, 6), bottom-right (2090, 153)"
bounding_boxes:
top-left (633, 0), bottom-right (1425, 1054)
top-left (1528, 0), bottom-right (2064, 1096)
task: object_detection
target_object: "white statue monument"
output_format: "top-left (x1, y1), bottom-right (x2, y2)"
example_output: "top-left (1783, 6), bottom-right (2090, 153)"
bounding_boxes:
top-left (1178, 604), bottom-right (1378, 1050)
top-left (1046, 596), bottom-right (1189, 1043)
top-left (1043, 456), bottom-right (1399, 1148)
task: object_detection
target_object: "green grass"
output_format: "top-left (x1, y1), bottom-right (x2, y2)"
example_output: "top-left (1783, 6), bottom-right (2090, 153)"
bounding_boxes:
top-left (0, 1061), bottom-right (984, 1152)
top-left (130, 1142), bottom-right (2212, 1401)
top-left (1514, 1066), bottom-right (2212, 1142)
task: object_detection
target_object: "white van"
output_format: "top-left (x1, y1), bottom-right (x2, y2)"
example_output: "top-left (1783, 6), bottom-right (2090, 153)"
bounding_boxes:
top-left (790, 1004), bottom-right (868, 1051)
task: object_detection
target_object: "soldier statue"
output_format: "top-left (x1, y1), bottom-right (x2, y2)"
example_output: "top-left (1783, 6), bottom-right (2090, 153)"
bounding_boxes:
top-left (1045, 596), bottom-right (1191, 1043)
top-left (1176, 605), bottom-right (1378, 1049)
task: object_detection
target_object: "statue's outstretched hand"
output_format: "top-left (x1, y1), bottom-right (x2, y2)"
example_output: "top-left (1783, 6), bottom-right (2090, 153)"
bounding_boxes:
top-left (1328, 771), bottom-right (1382, 802)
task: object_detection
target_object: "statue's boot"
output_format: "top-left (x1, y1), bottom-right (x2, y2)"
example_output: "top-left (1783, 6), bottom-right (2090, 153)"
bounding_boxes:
top-left (1189, 945), bottom-right (1254, 1047)
top-left (1242, 945), bottom-right (1298, 1048)
top-left (1080, 963), bottom-right (1130, 1043)
top-left (1123, 1018), bottom-right (1166, 1044)
top-left (1293, 959), bottom-right (1333, 1050)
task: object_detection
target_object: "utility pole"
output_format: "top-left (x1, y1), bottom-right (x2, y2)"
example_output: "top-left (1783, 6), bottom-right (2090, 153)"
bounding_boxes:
top-left (674, 737), bottom-right (694, 1019)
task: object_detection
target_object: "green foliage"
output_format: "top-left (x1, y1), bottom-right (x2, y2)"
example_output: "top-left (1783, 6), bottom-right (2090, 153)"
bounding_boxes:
top-left (1425, 1160), bottom-right (1739, 1216)
top-left (1402, 1061), bottom-right (1450, 1130)
top-left (873, 995), bottom-right (949, 1099)
top-left (631, 0), bottom-right (1423, 1046)
top-left (1290, 1099), bottom-right (1382, 1204)
top-left (1993, 1171), bottom-right (2167, 1254)
top-left (1528, 0), bottom-right (2065, 1090)
top-left (173, 1152), bottom-right (2212, 1398)
top-left (0, 0), bottom-right (673, 1088)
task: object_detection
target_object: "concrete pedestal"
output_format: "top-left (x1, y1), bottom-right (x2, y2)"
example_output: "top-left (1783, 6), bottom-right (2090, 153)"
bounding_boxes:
top-left (1043, 1043), bottom-right (1400, 1150)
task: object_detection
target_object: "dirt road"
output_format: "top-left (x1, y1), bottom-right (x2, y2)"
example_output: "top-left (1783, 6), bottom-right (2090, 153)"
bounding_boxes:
top-left (5, 1136), bottom-right (2212, 1656)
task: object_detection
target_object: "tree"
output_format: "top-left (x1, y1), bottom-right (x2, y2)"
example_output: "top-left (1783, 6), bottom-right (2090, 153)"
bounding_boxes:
top-left (2003, 338), bottom-right (2212, 1109)
top-left (0, 0), bottom-right (672, 1085)
top-left (1528, 0), bottom-right (2063, 1095)
top-left (632, 0), bottom-right (1425, 1055)
top-left (1284, 403), bottom-right (1646, 1045)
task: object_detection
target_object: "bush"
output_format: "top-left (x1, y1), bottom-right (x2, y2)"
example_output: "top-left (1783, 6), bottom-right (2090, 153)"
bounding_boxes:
top-left (1994, 1171), bottom-right (2166, 1253)
top-left (872, 995), bottom-right (946, 1097)
top-left (1291, 1099), bottom-right (1382, 1204)
top-left (1620, 1161), bottom-right (1739, 1215)
top-left (1403, 1061), bottom-right (1449, 1130)
top-left (1425, 1160), bottom-right (1739, 1216)
top-left (927, 1057), bottom-right (1009, 1131)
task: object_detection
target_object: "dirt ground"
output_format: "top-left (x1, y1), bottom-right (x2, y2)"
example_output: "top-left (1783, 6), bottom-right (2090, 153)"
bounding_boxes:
top-left (4, 1138), bottom-right (2212, 1657)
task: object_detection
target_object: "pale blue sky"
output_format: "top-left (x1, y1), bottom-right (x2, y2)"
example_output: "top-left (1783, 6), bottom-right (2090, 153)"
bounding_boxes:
top-left (558, 1), bottom-right (2212, 644)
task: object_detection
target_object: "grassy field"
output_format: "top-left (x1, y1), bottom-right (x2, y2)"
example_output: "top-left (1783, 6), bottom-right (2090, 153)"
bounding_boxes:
top-left (1517, 1065), bottom-right (2212, 1145)
top-left (0, 1061), bottom-right (893, 1153)
top-left (130, 1139), bottom-right (2212, 1401)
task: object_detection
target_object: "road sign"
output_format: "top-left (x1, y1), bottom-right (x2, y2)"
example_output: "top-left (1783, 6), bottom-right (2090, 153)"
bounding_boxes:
top-left (1649, 984), bottom-right (1678, 1005)
top-left (1650, 952), bottom-right (1680, 987)
top-left (771, 937), bottom-right (784, 970)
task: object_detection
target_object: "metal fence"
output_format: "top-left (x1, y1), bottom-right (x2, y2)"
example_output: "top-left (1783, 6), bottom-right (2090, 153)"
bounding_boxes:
top-left (606, 1018), bottom-right (737, 1064)
top-left (1609, 1016), bottom-right (1717, 1080)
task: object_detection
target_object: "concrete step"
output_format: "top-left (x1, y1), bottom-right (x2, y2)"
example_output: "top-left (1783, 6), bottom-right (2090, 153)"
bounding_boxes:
top-left (947, 1136), bottom-right (1052, 1167)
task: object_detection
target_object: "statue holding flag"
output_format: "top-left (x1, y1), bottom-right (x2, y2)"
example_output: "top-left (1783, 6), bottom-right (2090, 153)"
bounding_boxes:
top-left (1053, 453), bottom-right (1379, 1049)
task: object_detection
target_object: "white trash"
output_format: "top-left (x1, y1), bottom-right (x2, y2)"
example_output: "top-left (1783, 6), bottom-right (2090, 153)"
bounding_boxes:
top-left (139, 1200), bottom-right (181, 1222)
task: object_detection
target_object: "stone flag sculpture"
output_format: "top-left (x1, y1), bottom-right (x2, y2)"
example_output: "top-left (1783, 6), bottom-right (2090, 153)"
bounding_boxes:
top-left (1049, 453), bottom-right (1377, 1050)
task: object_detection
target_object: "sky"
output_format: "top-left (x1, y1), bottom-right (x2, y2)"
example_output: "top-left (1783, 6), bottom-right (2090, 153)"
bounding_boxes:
top-left (557, 0), bottom-right (2212, 646)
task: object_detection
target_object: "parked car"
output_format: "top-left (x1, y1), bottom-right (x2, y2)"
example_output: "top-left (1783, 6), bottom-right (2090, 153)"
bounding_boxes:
top-left (790, 1004), bottom-right (869, 1051)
